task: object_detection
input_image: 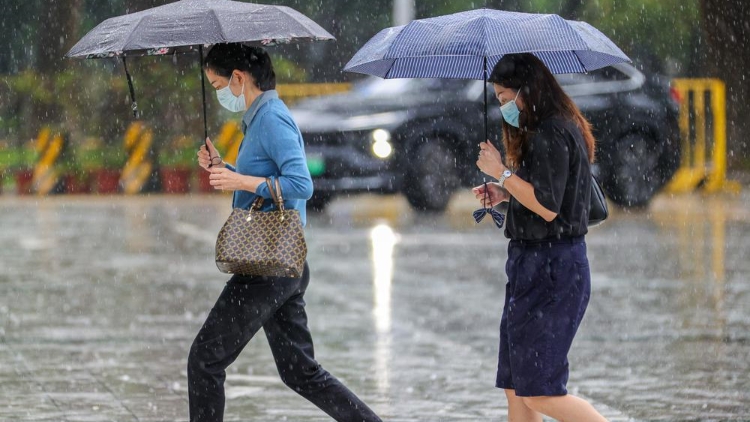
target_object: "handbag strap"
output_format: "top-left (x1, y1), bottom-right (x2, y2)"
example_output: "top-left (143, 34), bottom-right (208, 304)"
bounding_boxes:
top-left (250, 196), bottom-right (264, 211)
top-left (274, 178), bottom-right (285, 211)
top-left (266, 177), bottom-right (285, 211)
top-left (249, 177), bottom-right (285, 212)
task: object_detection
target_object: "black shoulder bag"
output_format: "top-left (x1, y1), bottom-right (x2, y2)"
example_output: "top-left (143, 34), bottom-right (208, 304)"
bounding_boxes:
top-left (588, 174), bottom-right (608, 227)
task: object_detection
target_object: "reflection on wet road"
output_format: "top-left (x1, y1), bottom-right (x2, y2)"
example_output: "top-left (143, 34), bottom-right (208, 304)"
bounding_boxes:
top-left (0, 192), bottom-right (748, 421)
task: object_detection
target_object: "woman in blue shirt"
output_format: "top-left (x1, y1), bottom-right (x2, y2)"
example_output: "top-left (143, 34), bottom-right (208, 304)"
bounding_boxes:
top-left (189, 43), bottom-right (381, 422)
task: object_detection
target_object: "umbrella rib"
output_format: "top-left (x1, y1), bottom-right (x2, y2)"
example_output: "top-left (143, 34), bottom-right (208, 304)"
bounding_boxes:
top-left (120, 14), bottom-right (149, 54)
top-left (210, 8), bottom-right (227, 43)
top-left (482, 15), bottom-right (490, 76)
top-left (381, 22), bottom-right (414, 63)
top-left (570, 23), bottom-right (592, 51)
top-left (572, 50), bottom-right (588, 73)
top-left (275, 6), bottom-right (331, 40)
top-left (275, 6), bottom-right (305, 36)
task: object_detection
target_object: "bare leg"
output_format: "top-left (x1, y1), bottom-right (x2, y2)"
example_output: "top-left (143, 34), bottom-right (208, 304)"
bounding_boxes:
top-left (522, 395), bottom-right (608, 422)
top-left (505, 389), bottom-right (542, 422)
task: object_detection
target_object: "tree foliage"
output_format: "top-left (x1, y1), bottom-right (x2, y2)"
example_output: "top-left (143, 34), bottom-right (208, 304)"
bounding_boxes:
top-left (701, 0), bottom-right (749, 158)
top-left (0, 0), bottom-right (746, 160)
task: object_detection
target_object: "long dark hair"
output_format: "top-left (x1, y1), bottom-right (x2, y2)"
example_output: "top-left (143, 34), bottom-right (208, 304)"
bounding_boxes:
top-left (204, 43), bottom-right (276, 91)
top-left (488, 53), bottom-right (595, 168)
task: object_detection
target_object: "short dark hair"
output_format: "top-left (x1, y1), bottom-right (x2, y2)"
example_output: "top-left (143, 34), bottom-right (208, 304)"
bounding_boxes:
top-left (204, 43), bottom-right (276, 91)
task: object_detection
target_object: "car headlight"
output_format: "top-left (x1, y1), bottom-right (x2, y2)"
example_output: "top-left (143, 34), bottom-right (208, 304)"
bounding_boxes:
top-left (339, 111), bottom-right (408, 131)
top-left (371, 129), bottom-right (393, 159)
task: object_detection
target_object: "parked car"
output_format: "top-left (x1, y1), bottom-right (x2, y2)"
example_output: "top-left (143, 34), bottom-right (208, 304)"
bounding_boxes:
top-left (290, 63), bottom-right (681, 211)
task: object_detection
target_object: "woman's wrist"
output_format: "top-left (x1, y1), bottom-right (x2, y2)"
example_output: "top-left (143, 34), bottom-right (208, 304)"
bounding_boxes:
top-left (496, 165), bottom-right (508, 180)
top-left (245, 175), bottom-right (266, 194)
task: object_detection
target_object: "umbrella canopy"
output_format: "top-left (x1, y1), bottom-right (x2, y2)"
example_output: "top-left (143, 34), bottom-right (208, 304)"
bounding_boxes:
top-left (66, 0), bottom-right (334, 144)
top-left (66, 0), bottom-right (334, 58)
top-left (344, 8), bottom-right (630, 143)
top-left (344, 8), bottom-right (629, 79)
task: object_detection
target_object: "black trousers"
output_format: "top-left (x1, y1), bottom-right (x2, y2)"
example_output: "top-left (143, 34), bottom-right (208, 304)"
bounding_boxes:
top-left (187, 262), bottom-right (381, 422)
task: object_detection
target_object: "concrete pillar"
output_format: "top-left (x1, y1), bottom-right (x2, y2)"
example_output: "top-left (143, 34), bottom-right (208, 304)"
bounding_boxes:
top-left (393, 0), bottom-right (415, 26)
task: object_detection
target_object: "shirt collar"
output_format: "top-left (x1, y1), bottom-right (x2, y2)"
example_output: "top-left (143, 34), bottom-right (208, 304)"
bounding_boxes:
top-left (241, 90), bottom-right (278, 131)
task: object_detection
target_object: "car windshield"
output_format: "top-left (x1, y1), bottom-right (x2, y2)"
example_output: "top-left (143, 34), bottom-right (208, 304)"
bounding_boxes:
top-left (352, 77), bottom-right (464, 98)
top-left (555, 66), bottom-right (632, 85)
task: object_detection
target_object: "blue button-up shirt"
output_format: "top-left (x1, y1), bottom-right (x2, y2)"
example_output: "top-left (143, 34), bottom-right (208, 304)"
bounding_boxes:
top-left (225, 90), bottom-right (313, 226)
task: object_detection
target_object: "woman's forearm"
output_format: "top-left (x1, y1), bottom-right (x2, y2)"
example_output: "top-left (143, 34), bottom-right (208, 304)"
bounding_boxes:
top-left (238, 173), bottom-right (313, 201)
top-left (241, 175), bottom-right (266, 194)
top-left (502, 175), bottom-right (557, 222)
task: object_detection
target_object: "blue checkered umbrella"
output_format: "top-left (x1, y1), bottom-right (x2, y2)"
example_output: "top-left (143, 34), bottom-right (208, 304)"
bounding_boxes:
top-left (344, 8), bottom-right (630, 143)
top-left (344, 9), bottom-right (630, 228)
top-left (344, 9), bottom-right (630, 79)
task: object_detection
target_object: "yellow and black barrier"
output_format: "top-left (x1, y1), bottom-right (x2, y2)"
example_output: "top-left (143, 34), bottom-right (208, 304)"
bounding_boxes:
top-left (32, 127), bottom-right (64, 195)
top-left (665, 78), bottom-right (741, 194)
top-left (215, 121), bottom-right (244, 165)
top-left (121, 122), bottom-right (154, 194)
top-left (276, 82), bottom-right (351, 106)
top-left (210, 83), bottom-right (353, 159)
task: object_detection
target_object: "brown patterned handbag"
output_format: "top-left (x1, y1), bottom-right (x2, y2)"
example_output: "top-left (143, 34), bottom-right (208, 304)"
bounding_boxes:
top-left (215, 178), bottom-right (307, 278)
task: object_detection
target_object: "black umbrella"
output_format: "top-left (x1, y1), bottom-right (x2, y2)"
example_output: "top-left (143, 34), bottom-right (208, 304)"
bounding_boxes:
top-left (66, 0), bottom-right (334, 144)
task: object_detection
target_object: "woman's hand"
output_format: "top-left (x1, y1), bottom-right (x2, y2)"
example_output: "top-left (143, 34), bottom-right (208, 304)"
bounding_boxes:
top-left (476, 140), bottom-right (506, 179)
top-left (209, 167), bottom-right (246, 191)
top-left (197, 137), bottom-right (224, 171)
top-left (472, 182), bottom-right (509, 207)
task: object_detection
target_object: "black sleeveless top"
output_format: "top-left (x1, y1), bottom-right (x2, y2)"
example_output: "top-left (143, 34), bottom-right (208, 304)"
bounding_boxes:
top-left (504, 117), bottom-right (592, 241)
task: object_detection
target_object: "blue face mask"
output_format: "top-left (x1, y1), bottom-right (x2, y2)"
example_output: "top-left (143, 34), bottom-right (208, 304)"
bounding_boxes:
top-left (500, 88), bottom-right (521, 128)
top-left (216, 74), bottom-right (246, 113)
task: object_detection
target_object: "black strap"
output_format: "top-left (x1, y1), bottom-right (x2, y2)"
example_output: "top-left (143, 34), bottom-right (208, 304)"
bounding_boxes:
top-left (122, 56), bottom-right (139, 119)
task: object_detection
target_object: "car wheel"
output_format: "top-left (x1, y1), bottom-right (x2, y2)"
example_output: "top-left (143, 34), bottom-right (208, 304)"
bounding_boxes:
top-left (605, 132), bottom-right (662, 207)
top-left (307, 191), bottom-right (333, 212)
top-left (403, 137), bottom-right (460, 212)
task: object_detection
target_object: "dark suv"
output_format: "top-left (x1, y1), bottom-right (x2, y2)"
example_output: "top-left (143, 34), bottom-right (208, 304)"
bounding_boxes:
top-left (290, 63), bottom-right (681, 211)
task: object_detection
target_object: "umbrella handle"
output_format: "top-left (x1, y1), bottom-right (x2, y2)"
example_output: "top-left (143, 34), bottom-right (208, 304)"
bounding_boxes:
top-left (483, 56), bottom-right (488, 143)
top-left (483, 56), bottom-right (489, 184)
top-left (199, 45), bottom-right (211, 167)
top-left (121, 57), bottom-right (139, 119)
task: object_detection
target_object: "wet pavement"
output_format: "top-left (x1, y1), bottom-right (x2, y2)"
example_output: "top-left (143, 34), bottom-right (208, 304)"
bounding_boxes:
top-left (1, 190), bottom-right (749, 421)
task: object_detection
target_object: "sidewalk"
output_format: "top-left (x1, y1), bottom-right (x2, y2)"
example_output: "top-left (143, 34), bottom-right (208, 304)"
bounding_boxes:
top-left (1, 192), bottom-right (749, 421)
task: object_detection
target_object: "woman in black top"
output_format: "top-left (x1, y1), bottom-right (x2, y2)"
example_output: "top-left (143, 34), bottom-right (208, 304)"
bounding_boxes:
top-left (474, 53), bottom-right (608, 422)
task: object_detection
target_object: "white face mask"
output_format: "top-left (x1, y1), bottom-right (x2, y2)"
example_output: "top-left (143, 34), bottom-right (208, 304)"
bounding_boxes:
top-left (216, 74), bottom-right (246, 113)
